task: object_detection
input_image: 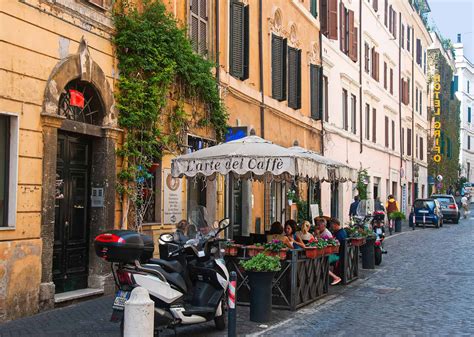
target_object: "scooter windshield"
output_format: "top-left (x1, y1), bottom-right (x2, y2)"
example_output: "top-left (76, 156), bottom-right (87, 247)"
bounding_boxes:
top-left (187, 205), bottom-right (217, 241)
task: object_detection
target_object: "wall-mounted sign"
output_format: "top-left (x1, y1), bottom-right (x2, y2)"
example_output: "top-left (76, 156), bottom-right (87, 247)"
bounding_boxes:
top-left (432, 73), bottom-right (442, 163)
top-left (163, 168), bottom-right (183, 224)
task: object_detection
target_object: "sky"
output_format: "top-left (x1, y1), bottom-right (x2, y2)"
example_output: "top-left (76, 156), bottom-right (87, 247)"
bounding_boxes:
top-left (428, 0), bottom-right (474, 61)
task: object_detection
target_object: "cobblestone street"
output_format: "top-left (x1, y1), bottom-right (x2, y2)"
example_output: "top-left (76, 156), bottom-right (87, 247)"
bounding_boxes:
top-left (1, 218), bottom-right (473, 336)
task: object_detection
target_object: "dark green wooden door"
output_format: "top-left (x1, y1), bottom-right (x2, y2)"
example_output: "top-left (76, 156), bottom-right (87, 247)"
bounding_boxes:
top-left (53, 133), bottom-right (90, 293)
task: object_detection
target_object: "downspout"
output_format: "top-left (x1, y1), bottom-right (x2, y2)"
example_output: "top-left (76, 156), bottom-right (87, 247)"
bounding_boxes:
top-left (320, 29), bottom-right (324, 156)
top-left (412, 26), bottom-right (415, 205)
top-left (215, 0), bottom-right (220, 83)
top-left (359, 0), bottom-right (363, 154)
top-left (259, 0), bottom-right (265, 138)
top-left (399, 12), bottom-right (403, 200)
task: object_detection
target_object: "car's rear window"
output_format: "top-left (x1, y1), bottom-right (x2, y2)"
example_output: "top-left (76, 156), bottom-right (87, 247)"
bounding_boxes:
top-left (414, 200), bottom-right (434, 209)
top-left (432, 196), bottom-right (454, 205)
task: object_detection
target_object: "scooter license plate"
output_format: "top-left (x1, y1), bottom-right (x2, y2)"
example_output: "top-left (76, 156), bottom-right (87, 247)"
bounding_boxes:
top-left (113, 290), bottom-right (131, 311)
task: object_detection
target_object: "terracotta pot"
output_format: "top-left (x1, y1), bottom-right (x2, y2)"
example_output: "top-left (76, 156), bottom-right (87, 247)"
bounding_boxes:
top-left (305, 247), bottom-right (325, 258)
top-left (246, 245), bottom-right (264, 257)
top-left (225, 244), bottom-right (241, 256)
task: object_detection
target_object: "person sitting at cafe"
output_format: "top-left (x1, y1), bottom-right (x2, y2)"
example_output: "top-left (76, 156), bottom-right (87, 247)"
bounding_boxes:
top-left (267, 221), bottom-right (292, 249)
top-left (314, 217), bottom-right (333, 239)
top-left (173, 219), bottom-right (189, 244)
top-left (284, 219), bottom-right (305, 249)
top-left (296, 221), bottom-right (314, 244)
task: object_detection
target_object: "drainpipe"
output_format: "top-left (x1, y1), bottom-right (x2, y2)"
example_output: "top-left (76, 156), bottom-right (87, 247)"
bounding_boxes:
top-left (215, 0), bottom-right (220, 83)
top-left (412, 26), bottom-right (415, 205)
top-left (359, 0), bottom-right (363, 154)
top-left (259, 0), bottom-right (265, 139)
top-left (320, 29), bottom-right (325, 156)
top-left (399, 12), bottom-right (403, 201)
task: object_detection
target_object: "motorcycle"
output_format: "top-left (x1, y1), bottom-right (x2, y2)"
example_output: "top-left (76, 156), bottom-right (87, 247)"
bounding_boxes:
top-left (372, 218), bottom-right (387, 265)
top-left (94, 210), bottom-right (231, 336)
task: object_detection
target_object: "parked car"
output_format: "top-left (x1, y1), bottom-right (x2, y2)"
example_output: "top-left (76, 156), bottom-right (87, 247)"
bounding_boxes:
top-left (463, 182), bottom-right (474, 203)
top-left (431, 194), bottom-right (460, 224)
top-left (409, 198), bottom-right (443, 228)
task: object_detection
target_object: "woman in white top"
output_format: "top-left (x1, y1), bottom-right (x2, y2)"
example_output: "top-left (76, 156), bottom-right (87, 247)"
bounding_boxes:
top-left (296, 221), bottom-right (314, 244)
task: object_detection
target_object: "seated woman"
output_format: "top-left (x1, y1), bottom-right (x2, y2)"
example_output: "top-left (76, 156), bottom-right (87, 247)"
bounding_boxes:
top-left (295, 221), bottom-right (314, 244)
top-left (314, 217), bottom-right (341, 285)
top-left (266, 221), bottom-right (292, 248)
top-left (284, 220), bottom-right (305, 249)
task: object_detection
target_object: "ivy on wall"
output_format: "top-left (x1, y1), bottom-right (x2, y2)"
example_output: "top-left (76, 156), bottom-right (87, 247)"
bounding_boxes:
top-left (427, 49), bottom-right (461, 192)
top-left (114, 0), bottom-right (228, 229)
top-left (356, 168), bottom-right (369, 200)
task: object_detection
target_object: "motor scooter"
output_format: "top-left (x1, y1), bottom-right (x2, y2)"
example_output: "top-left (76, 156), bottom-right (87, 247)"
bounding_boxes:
top-left (94, 211), bottom-right (230, 336)
top-left (372, 218), bottom-right (387, 265)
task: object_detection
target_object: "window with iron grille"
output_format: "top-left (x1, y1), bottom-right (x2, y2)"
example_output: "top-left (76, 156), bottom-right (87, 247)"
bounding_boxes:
top-left (287, 47), bottom-right (302, 109)
top-left (190, 0), bottom-right (208, 56)
top-left (230, 0), bottom-right (249, 80)
top-left (272, 34), bottom-right (287, 101)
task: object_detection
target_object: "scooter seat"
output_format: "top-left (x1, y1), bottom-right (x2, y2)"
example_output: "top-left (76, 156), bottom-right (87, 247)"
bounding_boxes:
top-left (148, 258), bottom-right (183, 274)
top-left (143, 264), bottom-right (187, 293)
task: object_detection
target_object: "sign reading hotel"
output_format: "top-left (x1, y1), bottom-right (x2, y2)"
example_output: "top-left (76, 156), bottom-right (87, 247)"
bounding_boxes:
top-left (163, 168), bottom-right (183, 224)
top-left (432, 73), bottom-right (442, 163)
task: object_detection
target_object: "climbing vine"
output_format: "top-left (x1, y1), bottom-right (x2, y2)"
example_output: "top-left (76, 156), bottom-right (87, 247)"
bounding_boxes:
top-left (356, 168), bottom-right (370, 200)
top-left (114, 0), bottom-right (228, 230)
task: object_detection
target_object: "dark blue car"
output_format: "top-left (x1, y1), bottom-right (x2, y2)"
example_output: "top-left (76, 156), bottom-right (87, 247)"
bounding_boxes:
top-left (409, 198), bottom-right (443, 228)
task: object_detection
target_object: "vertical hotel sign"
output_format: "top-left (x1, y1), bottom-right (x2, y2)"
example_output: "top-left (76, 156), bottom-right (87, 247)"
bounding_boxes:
top-left (432, 74), bottom-right (442, 163)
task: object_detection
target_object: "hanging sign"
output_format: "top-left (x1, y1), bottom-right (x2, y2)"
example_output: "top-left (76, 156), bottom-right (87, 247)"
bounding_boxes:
top-left (432, 73), bottom-right (442, 163)
top-left (163, 168), bottom-right (183, 224)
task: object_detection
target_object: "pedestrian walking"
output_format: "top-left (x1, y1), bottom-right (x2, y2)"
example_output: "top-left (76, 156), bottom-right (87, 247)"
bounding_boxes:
top-left (386, 195), bottom-right (399, 235)
top-left (461, 195), bottom-right (469, 219)
top-left (349, 195), bottom-right (360, 218)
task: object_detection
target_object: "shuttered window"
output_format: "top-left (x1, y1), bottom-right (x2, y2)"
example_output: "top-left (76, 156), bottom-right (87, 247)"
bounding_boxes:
top-left (385, 116), bottom-right (389, 147)
top-left (402, 128), bottom-right (405, 155)
top-left (390, 68), bottom-right (393, 94)
top-left (373, 0), bottom-right (378, 12)
top-left (364, 43), bottom-right (370, 73)
top-left (384, 0), bottom-right (388, 27)
top-left (230, 0), bottom-right (249, 80)
top-left (351, 94), bottom-right (357, 134)
top-left (328, 0), bottom-right (338, 39)
top-left (392, 9), bottom-right (397, 39)
top-left (384, 62), bottom-right (387, 89)
top-left (416, 38), bottom-right (422, 65)
top-left (271, 34), bottom-right (287, 101)
top-left (190, 0), bottom-right (208, 56)
top-left (420, 90), bottom-right (422, 115)
top-left (310, 64), bottom-right (322, 120)
top-left (372, 108), bottom-right (377, 143)
top-left (340, 2), bottom-right (346, 53)
top-left (365, 104), bottom-right (370, 140)
top-left (407, 26), bottom-right (411, 52)
top-left (391, 120), bottom-right (395, 150)
top-left (288, 47), bottom-right (302, 109)
top-left (371, 48), bottom-right (379, 81)
top-left (323, 75), bottom-right (329, 122)
top-left (311, 0), bottom-right (318, 18)
top-left (342, 89), bottom-right (348, 130)
top-left (415, 87), bottom-right (418, 111)
top-left (351, 25), bottom-right (358, 62)
top-left (321, 0), bottom-right (328, 36)
top-left (420, 137), bottom-right (424, 160)
top-left (401, 24), bottom-right (405, 49)
top-left (407, 128), bottom-right (412, 156)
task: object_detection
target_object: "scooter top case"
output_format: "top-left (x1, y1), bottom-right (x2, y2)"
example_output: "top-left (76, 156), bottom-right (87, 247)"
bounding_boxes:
top-left (95, 230), bottom-right (152, 263)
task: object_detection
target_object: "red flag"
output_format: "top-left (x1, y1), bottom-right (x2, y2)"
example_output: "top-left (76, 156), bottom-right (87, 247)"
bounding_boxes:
top-left (69, 89), bottom-right (85, 108)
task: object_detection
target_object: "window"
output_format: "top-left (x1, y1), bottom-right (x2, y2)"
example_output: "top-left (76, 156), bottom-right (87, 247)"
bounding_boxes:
top-left (0, 114), bottom-right (18, 228)
top-left (401, 24), bottom-right (405, 49)
top-left (407, 26), bottom-right (411, 52)
top-left (372, 108), bottom-right (377, 143)
top-left (407, 128), bottom-right (412, 156)
top-left (424, 51), bottom-right (427, 73)
top-left (390, 68), bottom-right (393, 94)
top-left (469, 107), bottom-right (472, 123)
top-left (310, 0), bottom-right (318, 18)
top-left (391, 120), bottom-right (395, 150)
top-left (310, 65), bottom-right (322, 120)
top-left (468, 135), bottom-right (471, 150)
top-left (287, 47), bottom-right (302, 109)
top-left (420, 136), bottom-right (424, 160)
top-left (416, 38), bottom-right (422, 66)
top-left (384, 62), bottom-right (387, 89)
top-left (468, 80), bottom-right (470, 94)
top-left (320, 0), bottom-right (338, 39)
top-left (342, 89), bottom-right (348, 130)
top-left (373, 0), bottom-right (378, 12)
top-left (407, 78), bottom-right (410, 103)
top-left (384, 116), bottom-right (389, 147)
top-left (351, 94), bottom-right (357, 134)
top-left (419, 90), bottom-right (422, 115)
top-left (190, 0), bottom-right (208, 55)
top-left (415, 87), bottom-right (418, 112)
top-left (384, 0), bottom-right (388, 27)
top-left (87, 0), bottom-right (106, 8)
top-left (389, 7), bottom-right (397, 38)
top-left (364, 43), bottom-right (370, 74)
top-left (229, 0), bottom-right (249, 80)
top-left (401, 79), bottom-right (408, 105)
top-left (323, 75), bottom-right (329, 122)
top-left (339, 4), bottom-right (357, 62)
top-left (468, 162), bottom-right (471, 179)
top-left (365, 104), bottom-right (370, 140)
top-left (402, 128), bottom-right (405, 155)
top-left (271, 34), bottom-right (287, 101)
top-left (371, 47), bottom-right (380, 81)
top-left (415, 134), bottom-right (418, 158)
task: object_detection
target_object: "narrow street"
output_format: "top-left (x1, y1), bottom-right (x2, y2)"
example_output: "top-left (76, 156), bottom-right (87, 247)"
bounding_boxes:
top-left (1, 216), bottom-right (473, 336)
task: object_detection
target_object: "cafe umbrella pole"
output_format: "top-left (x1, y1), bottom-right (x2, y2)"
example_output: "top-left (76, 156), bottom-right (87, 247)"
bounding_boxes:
top-left (228, 271), bottom-right (237, 337)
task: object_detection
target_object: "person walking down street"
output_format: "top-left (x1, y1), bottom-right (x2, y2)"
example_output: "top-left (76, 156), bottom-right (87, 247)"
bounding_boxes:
top-left (447, 185), bottom-right (454, 195)
top-left (386, 195), bottom-right (399, 235)
top-left (461, 195), bottom-right (469, 219)
top-left (349, 195), bottom-right (360, 218)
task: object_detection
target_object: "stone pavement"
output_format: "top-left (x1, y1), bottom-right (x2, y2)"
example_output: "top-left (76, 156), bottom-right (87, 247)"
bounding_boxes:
top-left (1, 215), bottom-right (472, 336)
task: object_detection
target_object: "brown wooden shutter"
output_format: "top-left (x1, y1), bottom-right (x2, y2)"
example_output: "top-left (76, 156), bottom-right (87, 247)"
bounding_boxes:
top-left (407, 78), bottom-right (410, 103)
top-left (272, 35), bottom-right (287, 101)
top-left (384, 0), bottom-right (388, 27)
top-left (310, 65), bottom-right (321, 120)
top-left (407, 128), bottom-right (412, 156)
top-left (416, 39), bottom-right (422, 64)
top-left (392, 10), bottom-right (397, 39)
top-left (376, 52), bottom-right (380, 81)
top-left (321, 0), bottom-right (328, 36)
top-left (190, 0), bottom-right (208, 55)
top-left (371, 47), bottom-right (376, 79)
top-left (340, 1), bottom-right (346, 53)
top-left (401, 24), bottom-right (405, 49)
top-left (420, 137), bottom-right (424, 160)
top-left (328, 0), bottom-right (338, 40)
top-left (348, 10), bottom-right (356, 60)
top-left (389, 5), bottom-right (392, 34)
top-left (402, 128), bottom-right (405, 155)
top-left (373, 0), bottom-right (378, 12)
top-left (365, 43), bottom-right (370, 73)
top-left (372, 108), bottom-right (377, 143)
top-left (385, 116), bottom-right (389, 147)
top-left (390, 68), bottom-right (393, 94)
top-left (288, 47), bottom-right (302, 109)
top-left (384, 62), bottom-right (387, 89)
top-left (353, 27), bottom-right (358, 62)
top-left (230, 1), bottom-right (245, 79)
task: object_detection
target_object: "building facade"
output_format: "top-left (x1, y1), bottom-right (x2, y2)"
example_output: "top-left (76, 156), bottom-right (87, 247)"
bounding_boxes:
top-left (454, 35), bottom-right (474, 182)
top-left (319, 0), bottom-right (431, 221)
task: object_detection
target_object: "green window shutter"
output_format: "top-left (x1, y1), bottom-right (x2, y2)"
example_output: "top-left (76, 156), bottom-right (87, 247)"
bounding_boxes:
top-left (310, 64), bottom-right (321, 120)
top-left (288, 47), bottom-right (301, 109)
top-left (311, 0), bottom-right (318, 18)
top-left (230, 1), bottom-right (246, 79)
top-left (272, 35), bottom-right (287, 101)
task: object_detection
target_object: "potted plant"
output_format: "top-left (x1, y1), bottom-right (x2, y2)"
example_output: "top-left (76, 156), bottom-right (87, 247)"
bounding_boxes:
top-left (240, 253), bottom-right (281, 322)
top-left (359, 229), bottom-right (376, 269)
top-left (224, 241), bottom-right (242, 257)
top-left (305, 238), bottom-right (327, 258)
top-left (389, 211), bottom-right (406, 233)
top-left (326, 238), bottom-right (340, 254)
top-left (246, 243), bottom-right (264, 257)
top-left (347, 227), bottom-right (366, 247)
top-left (263, 240), bottom-right (288, 260)
top-left (287, 189), bottom-right (296, 206)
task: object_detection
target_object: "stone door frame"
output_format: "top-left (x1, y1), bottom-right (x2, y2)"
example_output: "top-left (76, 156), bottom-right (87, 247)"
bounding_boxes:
top-left (39, 38), bottom-right (121, 309)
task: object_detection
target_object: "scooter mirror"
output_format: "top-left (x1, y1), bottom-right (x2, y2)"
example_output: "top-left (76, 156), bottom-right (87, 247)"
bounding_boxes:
top-left (160, 233), bottom-right (174, 243)
top-left (219, 218), bottom-right (230, 229)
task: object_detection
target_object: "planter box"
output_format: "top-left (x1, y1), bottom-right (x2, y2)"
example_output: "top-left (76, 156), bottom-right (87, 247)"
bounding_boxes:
top-left (225, 244), bottom-right (242, 257)
top-left (325, 245), bottom-right (340, 255)
top-left (304, 247), bottom-right (325, 259)
top-left (246, 245), bottom-right (264, 257)
top-left (350, 237), bottom-right (366, 247)
top-left (264, 249), bottom-right (288, 260)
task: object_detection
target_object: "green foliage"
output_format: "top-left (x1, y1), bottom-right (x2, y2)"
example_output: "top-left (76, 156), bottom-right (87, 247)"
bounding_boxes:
top-left (296, 198), bottom-right (310, 224)
top-left (388, 211), bottom-right (406, 220)
top-left (287, 189), bottom-right (296, 200)
top-left (264, 240), bottom-right (287, 252)
top-left (240, 253), bottom-right (281, 272)
top-left (356, 168), bottom-right (369, 200)
top-left (114, 1), bottom-right (227, 228)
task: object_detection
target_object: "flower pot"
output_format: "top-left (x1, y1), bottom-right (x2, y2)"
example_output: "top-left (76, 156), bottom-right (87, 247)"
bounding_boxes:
top-left (305, 247), bottom-right (318, 259)
top-left (246, 245), bottom-right (264, 257)
top-left (264, 249), bottom-right (288, 260)
top-left (329, 245), bottom-right (340, 254)
top-left (225, 244), bottom-right (241, 257)
top-left (360, 237), bottom-right (375, 269)
top-left (247, 271), bottom-right (275, 322)
top-left (395, 219), bottom-right (402, 232)
top-left (350, 237), bottom-right (366, 247)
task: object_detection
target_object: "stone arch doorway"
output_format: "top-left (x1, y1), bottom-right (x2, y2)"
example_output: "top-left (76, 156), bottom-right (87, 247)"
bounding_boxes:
top-left (40, 38), bottom-right (120, 308)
